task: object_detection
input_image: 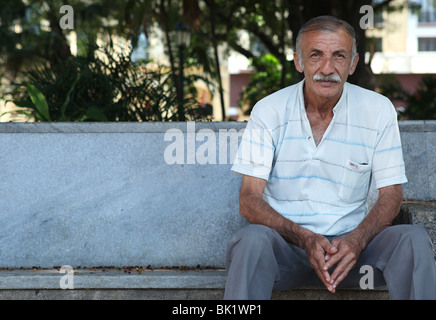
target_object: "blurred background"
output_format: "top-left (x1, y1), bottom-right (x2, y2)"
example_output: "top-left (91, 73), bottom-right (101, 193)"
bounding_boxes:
top-left (1, 0), bottom-right (435, 122)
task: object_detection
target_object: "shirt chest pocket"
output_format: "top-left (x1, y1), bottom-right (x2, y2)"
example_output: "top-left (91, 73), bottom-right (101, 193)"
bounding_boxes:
top-left (338, 160), bottom-right (372, 203)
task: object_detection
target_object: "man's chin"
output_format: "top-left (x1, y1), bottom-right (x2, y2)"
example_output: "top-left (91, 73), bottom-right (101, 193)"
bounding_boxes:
top-left (312, 82), bottom-right (344, 98)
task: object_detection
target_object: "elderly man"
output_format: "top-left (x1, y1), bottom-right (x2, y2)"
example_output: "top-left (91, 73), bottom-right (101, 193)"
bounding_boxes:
top-left (225, 15), bottom-right (436, 300)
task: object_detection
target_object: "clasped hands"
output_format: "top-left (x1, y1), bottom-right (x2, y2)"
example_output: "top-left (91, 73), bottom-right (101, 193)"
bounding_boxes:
top-left (303, 233), bottom-right (363, 293)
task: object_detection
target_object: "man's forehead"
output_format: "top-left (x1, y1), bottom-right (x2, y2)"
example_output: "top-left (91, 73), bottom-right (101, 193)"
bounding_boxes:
top-left (301, 29), bottom-right (353, 51)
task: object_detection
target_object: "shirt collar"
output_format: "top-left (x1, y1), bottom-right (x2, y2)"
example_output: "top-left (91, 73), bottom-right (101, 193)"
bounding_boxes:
top-left (333, 82), bottom-right (347, 114)
top-left (298, 79), bottom-right (348, 115)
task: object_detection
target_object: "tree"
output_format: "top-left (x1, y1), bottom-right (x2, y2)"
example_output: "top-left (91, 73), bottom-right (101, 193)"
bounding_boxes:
top-left (1, 0), bottom-right (215, 121)
top-left (211, 0), bottom-right (415, 89)
top-left (1, 0), bottom-right (420, 120)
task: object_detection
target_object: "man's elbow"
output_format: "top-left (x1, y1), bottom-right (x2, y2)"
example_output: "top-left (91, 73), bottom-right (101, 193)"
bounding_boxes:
top-left (379, 184), bottom-right (403, 201)
top-left (397, 187), bottom-right (404, 203)
top-left (378, 184), bottom-right (404, 217)
top-left (239, 195), bottom-right (251, 220)
top-left (391, 184), bottom-right (404, 205)
top-left (239, 193), bottom-right (263, 222)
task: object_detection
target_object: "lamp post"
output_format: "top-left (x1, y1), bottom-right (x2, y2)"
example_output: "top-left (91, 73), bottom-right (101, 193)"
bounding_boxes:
top-left (175, 21), bottom-right (191, 121)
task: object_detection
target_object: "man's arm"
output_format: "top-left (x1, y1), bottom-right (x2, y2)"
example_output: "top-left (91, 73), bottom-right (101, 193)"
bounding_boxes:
top-left (322, 184), bottom-right (404, 291)
top-left (239, 174), bottom-right (338, 291)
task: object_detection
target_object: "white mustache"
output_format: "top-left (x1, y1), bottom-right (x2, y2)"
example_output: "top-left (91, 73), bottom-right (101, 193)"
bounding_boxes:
top-left (313, 74), bottom-right (341, 83)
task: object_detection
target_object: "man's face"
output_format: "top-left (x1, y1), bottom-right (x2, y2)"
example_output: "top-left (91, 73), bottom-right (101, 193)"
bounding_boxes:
top-left (294, 27), bottom-right (359, 101)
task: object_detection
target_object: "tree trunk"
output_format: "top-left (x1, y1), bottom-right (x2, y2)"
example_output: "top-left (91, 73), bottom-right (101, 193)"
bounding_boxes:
top-left (206, 0), bottom-right (226, 120)
top-left (159, 0), bottom-right (181, 120)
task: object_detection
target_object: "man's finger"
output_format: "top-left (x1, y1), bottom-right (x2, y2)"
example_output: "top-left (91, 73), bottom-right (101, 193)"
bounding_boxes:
top-left (319, 237), bottom-right (338, 255)
top-left (331, 257), bottom-right (356, 289)
top-left (322, 250), bottom-right (344, 272)
top-left (312, 262), bottom-right (334, 292)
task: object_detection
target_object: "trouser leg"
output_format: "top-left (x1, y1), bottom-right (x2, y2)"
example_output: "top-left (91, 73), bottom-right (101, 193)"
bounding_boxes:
top-left (224, 224), bottom-right (320, 299)
top-left (224, 224), bottom-right (436, 300)
top-left (355, 224), bottom-right (436, 300)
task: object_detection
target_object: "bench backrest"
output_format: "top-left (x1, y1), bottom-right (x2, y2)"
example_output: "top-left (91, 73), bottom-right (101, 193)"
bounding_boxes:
top-left (0, 121), bottom-right (434, 268)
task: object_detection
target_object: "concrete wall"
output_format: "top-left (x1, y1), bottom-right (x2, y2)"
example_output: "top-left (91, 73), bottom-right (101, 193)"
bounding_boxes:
top-left (399, 121), bottom-right (436, 201)
top-left (0, 121), bottom-right (434, 269)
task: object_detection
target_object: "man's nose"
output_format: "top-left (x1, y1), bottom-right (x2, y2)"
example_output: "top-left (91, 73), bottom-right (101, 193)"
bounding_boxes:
top-left (319, 56), bottom-right (335, 75)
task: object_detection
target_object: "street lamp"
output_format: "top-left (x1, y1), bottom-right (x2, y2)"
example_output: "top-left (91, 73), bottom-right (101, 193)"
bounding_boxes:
top-left (175, 21), bottom-right (191, 121)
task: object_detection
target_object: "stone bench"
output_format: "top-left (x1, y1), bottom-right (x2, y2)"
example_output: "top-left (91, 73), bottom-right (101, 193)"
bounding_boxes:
top-left (0, 121), bottom-right (434, 300)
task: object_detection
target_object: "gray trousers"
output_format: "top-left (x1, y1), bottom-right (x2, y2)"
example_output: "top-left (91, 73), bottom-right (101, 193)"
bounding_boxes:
top-left (224, 224), bottom-right (436, 300)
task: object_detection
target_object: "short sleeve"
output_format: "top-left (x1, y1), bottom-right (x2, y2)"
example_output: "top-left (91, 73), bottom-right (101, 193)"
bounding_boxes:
top-left (231, 112), bottom-right (275, 181)
top-left (371, 106), bottom-right (408, 189)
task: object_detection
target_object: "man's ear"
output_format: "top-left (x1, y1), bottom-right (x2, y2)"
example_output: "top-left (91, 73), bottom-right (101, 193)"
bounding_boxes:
top-left (348, 53), bottom-right (359, 75)
top-left (293, 52), bottom-right (304, 73)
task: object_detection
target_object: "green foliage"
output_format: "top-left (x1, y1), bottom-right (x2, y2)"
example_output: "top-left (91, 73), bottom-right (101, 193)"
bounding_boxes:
top-left (379, 75), bottom-right (436, 120)
top-left (239, 54), bottom-right (296, 114)
top-left (21, 83), bottom-right (50, 121)
top-left (3, 45), bottom-right (209, 122)
top-left (0, 0), bottom-right (419, 121)
top-left (404, 76), bottom-right (436, 120)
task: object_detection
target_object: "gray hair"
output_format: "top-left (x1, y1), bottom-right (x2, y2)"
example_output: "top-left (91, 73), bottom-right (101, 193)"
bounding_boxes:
top-left (295, 16), bottom-right (357, 70)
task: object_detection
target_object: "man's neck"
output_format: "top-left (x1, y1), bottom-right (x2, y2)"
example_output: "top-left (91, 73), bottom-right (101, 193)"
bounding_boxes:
top-left (303, 83), bottom-right (343, 117)
top-left (302, 82), bottom-right (344, 146)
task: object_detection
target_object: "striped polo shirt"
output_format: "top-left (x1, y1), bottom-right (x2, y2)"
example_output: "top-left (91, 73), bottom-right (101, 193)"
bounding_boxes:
top-left (231, 80), bottom-right (408, 236)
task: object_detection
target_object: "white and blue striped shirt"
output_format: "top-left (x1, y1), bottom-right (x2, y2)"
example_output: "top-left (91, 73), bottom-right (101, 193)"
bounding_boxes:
top-left (232, 80), bottom-right (408, 235)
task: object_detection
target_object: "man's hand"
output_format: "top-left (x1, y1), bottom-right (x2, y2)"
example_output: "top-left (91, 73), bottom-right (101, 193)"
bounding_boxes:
top-left (301, 233), bottom-right (338, 292)
top-left (320, 184), bottom-right (403, 292)
top-left (322, 234), bottom-right (363, 292)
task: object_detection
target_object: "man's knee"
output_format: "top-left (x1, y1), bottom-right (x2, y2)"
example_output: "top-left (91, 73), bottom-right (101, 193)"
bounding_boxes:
top-left (383, 224), bottom-right (433, 253)
top-left (228, 224), bottom-right (278, 250)
top-left (389, 224), bottom-right (430, 240)
top-left (226, 225), bottom-right (280, 266)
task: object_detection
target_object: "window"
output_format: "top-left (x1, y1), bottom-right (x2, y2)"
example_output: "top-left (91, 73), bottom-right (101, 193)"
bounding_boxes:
top-left (374, 11), bottom-right (384, 26)
top-left (418, 0), bottom-right (436, 23)
top-left (418, 37), bottom-right (436, 51)
top-left (372, 0), bottom-right (385, 26)
top-left (419, 11), bottom-right (436, 22)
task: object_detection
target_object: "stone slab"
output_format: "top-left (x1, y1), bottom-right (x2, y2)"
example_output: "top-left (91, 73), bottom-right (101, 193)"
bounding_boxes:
top-left (402, 202), bottom-right (436, 257)
top-left (0, 122), bottom-right (248, 268)
top-left (0, 269), bottom-right (389, 300)
top-left (399, 120), bottom-right (436, 201)
top-left (0, 287), bottom-right (390, 300)
top-left (0, 121), bottom-right (434, 269)
top-left (0, 269), bottom-right (227, 289)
